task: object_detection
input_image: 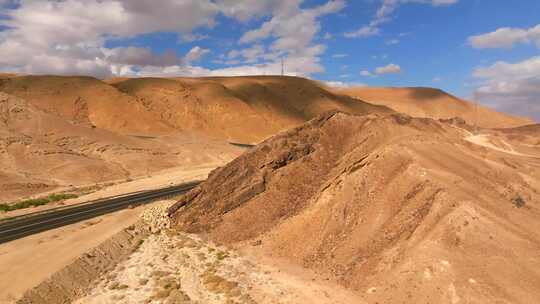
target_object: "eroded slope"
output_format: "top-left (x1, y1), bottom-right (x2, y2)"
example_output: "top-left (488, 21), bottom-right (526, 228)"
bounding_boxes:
top-left (169, 111), bottom-right (540, 303)
top-left (112, 76), bottom-right (392, 142)
top-left (0, 92), bottom-right (240, 201)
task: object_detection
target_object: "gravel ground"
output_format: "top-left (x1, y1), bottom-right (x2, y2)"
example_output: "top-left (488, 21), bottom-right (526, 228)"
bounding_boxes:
top-left (76, 201), bottom-right (360, 304)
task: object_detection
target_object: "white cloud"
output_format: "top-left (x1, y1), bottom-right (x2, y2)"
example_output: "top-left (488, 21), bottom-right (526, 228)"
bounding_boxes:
top-left (217, 0), bottom-right (302, 22)
top-left (324, 81), bottom-right (366, 88)
top-left (472, 56), bottom-right (540, 121)
top-left (239, 0), bottom-right (345, 47)
top-left (468, 24), bottom-right (540, 49)
top-left (0, 0), bottom-right (221, 77)
top-left (432, 76), bottom-right (441, 83)
top-left (386, 38), bottom-right (400, 45)
top-left (179, 33), bottom-right (210, 43)
top-left (104, 47), bottom-right (181, 67)
top-left (473, 56), bottom-right (540, 80)
top-left (0, 0), bottom-right (344, 78)
top-left (375, 63), bottom-right (401, 75)
top-left (332, 53), bottom-right (348, 58)
top-left (345, 0), bottom-right (458, 39)
top-left (184, 46), bottom-right (210, 63)
top-left (227, 44), bottom-right (267, 64)
top-left (232, 0), bottom-right (345, 75)
top-left (134, 61), bottom-right (290, 78)
top-left (344, 25), bottom-right (380, 38)
top-left (360, 70), bottom-right (372, 76)
top-left (0, 0), bottom-right (17, 8)
top-left (358, 63), bottom-right (401, 77)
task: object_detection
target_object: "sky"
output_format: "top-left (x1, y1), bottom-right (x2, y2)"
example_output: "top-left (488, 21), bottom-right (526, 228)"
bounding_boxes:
top-left (0, 0), bottom-right (538, 121)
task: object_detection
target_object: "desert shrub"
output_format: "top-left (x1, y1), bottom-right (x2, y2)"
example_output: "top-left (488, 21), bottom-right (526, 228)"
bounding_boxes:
top-left (512, 196), bottom-right (526, 208)
top-left (47, 193), bottom-right (78, 202)
top-left (0, 193), bottom-right (78, 212)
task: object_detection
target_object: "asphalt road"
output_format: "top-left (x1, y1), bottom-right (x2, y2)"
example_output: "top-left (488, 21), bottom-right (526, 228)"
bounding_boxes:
top-left (0, 181), bottom-right (201, 244)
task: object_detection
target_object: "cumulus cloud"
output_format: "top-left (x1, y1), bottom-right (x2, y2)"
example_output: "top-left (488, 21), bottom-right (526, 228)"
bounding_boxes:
top-left (179, 33), bottom-right (210, 43)
top-left (473, 56), bottom-right (540, 80)
top-left (229, 0), bottom-right (345, 75)
top-left (0, 0), bottom-right (222, 77)
top-left (360, 70), bottom-right (372, 76)
top-left (344, 25), bottom-right (379, 38)
top-left (184, 46), bottom-right (210, 63)
top-left (472, 56), bottom-right (540, 121)
top-left (227, 44), bottom-right (268, 64)
top-left (105, 47), bottom-right (181, 67)
top-left (0, 0), bottom-right (344, 78)
top-left (324, 81), bottom-right (366, 88)
top-left (375, 63), bottom-right (402, 75)
top-left (239, 0), bottom-right (345, 47)
top-left (358, 64), bottom-right (401, 77)
top-left (345, 0), bottom-right (458, 39)
top-left (0, 0), bottom-right (17, 8)
top-left (134, 61), bottom-right (297, 78)
top-left (468, 24), bottom-right (540, 49)
top-left (217, 0), bottom-right (302, 22)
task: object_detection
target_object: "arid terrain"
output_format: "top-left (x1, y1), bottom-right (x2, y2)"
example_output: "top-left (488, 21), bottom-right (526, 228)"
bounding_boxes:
top-left (336, 86), bottom-right (534, 128)
top-left (0, 75), bottom-right (394, 203)
top-left (169, 111), bottom-right (540, 303)
top-left (1, 75), bottom-right (538, 304)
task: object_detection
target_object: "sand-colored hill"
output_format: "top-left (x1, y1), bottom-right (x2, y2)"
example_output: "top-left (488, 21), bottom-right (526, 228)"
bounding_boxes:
top-left (169, 111), bottom-right (540, 303)
top-left (1, 74), bottom-right (533, 205)
top-left (337, 86), bottom-right (534, 128)
top-left (0, 75), bottom-right (392, 143)
top-left (0, 75), bottom-right (173, 135)
top-left (0, 74), bottom-right (393, 202)
top-left (0, 92), bottom-right (241, 202)
top-left (112, 76), bottom-right (392, 142)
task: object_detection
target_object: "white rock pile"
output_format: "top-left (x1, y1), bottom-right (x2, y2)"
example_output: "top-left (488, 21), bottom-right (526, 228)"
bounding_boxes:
top-left (140, 200), bottom-right (175, 233)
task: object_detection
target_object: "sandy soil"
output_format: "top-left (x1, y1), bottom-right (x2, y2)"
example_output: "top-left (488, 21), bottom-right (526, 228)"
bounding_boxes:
top-left (76, 226), bottom-right (362, 304)
top-left (466, 134), bottom-right (526, 156)
top-left (0, 160), bottom-right (227, 303)
top-left (0, 206), bottom-right (144, 303)
top-left (0, 160), bottom-right (228, 302)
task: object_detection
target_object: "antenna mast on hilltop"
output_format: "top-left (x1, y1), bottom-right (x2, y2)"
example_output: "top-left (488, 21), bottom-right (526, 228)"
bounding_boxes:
top-left (281, 58), bottom-right (284, 76)
top-left (475, 101), bottom-right (478, 133)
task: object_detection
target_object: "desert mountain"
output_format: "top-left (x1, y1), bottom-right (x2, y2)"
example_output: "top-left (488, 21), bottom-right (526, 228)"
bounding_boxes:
top-left (0, 75), bottom-right (392, 143)
top-left (0, 74), bottom-right (533, 204)
top-left (336, 86), bottom-right (534, 128)
top-left (0, 92), bottom-right (240, 201)
top-left (169, 111), bottom-right (540, 303)
top-left (0, 75), bottom-right (173, 135)
top-left (0, 74), bottom-right (393, 202)
top-left (112, 76), bottom-right (392, 142)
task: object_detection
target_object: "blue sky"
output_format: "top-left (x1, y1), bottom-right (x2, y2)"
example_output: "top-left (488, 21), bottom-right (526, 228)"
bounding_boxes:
top-left (0, 0), bottom-right (538, 120)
